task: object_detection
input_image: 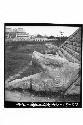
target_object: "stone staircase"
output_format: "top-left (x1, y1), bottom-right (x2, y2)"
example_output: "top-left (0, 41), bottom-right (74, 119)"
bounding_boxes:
top-left (56, 28), bottom-right (81, 95)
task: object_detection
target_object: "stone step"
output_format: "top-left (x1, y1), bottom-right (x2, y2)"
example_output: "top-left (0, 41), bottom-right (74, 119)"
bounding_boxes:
top-left (72, 42), bottom-right (81, 47)
top-left (56, 50), bottom-right (66, 58)
top-left (73, 76), bottom-right (80, 86)
top-left (59, 47), bottom-right (80, 64)
top-left (62, 45), bottom-right (81, 61)
top-left (64, 44), bottom-right (81, 53)
top-left (66, 41), bottom-right (81, 48)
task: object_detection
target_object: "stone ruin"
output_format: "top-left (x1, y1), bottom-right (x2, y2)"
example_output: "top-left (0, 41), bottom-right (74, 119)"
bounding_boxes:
top-left (5, 28), bottom-right (81, 95)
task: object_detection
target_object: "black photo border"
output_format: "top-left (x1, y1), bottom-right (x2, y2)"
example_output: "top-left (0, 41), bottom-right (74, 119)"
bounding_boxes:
top-left (4, 23), bottom-right (82, 108)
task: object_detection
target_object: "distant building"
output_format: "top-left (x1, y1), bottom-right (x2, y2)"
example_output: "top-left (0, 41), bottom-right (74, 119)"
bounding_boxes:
top-left (34, 38), bottom-right (48, 41)
top-left (5, 27), bottom-right (58, 42)
top-left (5, 27), bottom-right (12, 32)
top-left (5, 27), bottom-right (30, 41)
top-left (5, 28), bottom-right (12, 39)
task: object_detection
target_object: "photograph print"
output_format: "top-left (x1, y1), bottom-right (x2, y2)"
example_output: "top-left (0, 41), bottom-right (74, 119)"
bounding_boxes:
top-left (4, 24), bottom-right (82, 108)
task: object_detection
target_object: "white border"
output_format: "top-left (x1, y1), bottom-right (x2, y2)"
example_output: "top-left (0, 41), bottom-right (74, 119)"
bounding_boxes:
top-left (0, 0), bottom-right (83, 125)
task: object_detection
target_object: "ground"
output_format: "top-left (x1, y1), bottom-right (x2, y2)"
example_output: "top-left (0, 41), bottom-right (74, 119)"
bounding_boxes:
top-left (5, 41), bottom-right (80, 102)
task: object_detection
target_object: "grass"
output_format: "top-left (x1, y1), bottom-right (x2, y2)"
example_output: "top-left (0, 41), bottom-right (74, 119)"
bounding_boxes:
top-left (5, 42), bottom-right (47, 79)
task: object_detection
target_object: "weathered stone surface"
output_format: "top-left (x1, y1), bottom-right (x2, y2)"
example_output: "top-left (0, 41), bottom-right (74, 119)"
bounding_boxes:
top-left (59, 28), bottom-right (81, 95)
top-left (5, 28), bottom-right (81, 95)
top-left (65, 85), bottom-right (80, 95)
top-left (5, 51), bottom-right (80, 93)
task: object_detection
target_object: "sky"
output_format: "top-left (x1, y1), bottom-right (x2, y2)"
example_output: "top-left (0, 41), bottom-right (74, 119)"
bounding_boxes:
top-left (6, 26), bottom-right (79, 37)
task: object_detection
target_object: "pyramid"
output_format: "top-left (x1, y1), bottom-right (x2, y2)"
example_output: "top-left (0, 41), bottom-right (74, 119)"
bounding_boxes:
top-left (56, 28), bottom-right (81, 95)
top-left (57, 28), bottom-right (81, 63)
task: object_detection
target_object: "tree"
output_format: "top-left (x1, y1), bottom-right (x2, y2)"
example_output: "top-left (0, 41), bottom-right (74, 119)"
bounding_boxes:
top-left (37, 34), bottom-right (43, 38)
top-left (48, 35), bottom-right (55, 39)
